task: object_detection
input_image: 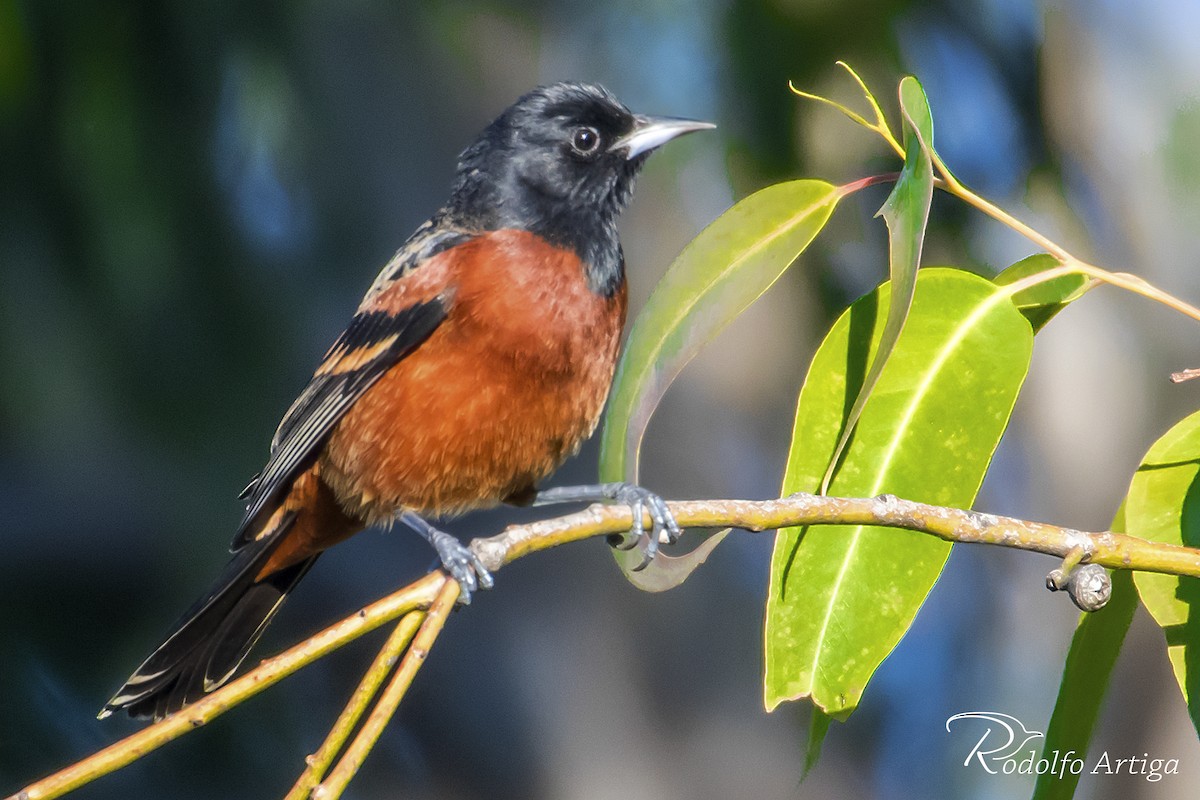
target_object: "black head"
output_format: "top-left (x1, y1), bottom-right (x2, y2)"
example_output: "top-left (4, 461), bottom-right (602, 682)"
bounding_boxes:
top-left (448, 82), bottom-right (713, 295)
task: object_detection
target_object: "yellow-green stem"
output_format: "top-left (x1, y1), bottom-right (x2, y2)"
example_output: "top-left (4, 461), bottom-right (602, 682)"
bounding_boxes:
top-left (312, 578), bottom-right (460, 800)
top-left (8, 573), bottom-right (443, 800)
top-left (285, 609), bottom-right (427, 799)
top-left (932, 152), bottom-right (1200, 325)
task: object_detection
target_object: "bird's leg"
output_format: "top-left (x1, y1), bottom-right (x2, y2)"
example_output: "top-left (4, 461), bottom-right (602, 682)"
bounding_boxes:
top-left (532, 483), bottom-right (683, 570)
top-left (399, 511), bottom-right (494, 603)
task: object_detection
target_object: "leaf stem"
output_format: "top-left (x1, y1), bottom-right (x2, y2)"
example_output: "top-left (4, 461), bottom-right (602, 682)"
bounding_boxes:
top-left (836, 172), bottom-right (900, 197)
top-left (931, 152), bottom-right (1072, 261)
top-left (932, 152), bottom-right (1200, 325)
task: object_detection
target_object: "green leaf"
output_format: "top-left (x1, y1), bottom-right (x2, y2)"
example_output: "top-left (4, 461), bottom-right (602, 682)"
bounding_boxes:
top-left (821, 76), bottom-right (934, 492)
top-left (1032, 509), bottom-right (1136, 800)
top-left (803, 705), bottom-right (832, 780)
top-left (994, 254), bottom-right (1091, 332)
top-left (598, 179), bottom-right (842, 588)
top-left (1127, 410), bottom-right (1200, 736)
top-left (765, 269), bottom-right (1033, 716)
top-left (606, 528), bottom-right (732, 593)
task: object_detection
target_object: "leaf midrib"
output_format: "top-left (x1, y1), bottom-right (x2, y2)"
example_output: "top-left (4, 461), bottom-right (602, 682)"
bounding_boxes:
top-left (807, 287), bottom-right (1010, 694)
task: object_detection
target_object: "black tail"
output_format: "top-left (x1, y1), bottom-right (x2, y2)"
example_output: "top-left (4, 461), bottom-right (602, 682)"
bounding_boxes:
top-left (100, 536), bottom-right (317, 721)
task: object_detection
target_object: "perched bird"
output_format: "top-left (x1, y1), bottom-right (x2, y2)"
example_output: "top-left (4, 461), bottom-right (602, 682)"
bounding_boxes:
top-left (100, 82), bottom-right (713, 720)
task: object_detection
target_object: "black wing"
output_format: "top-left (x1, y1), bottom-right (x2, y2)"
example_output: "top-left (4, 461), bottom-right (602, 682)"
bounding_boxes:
top-left (231, 298), bottom-right (448, 550)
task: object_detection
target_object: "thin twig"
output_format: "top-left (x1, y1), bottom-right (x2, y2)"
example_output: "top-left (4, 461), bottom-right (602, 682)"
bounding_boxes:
top-left (312, 578), bottom-right (460, 800)
top-left (929, 153), bottom-right (1200, 326)
top-left (285, 609), bottom-right (427, 799)
top-left (1171, 367), bottom-right (1200, 384)
top-left (9, 573), bottom-right (444, 800)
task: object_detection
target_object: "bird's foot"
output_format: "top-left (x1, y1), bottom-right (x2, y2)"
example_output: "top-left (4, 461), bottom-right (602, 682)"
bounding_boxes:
top-left (606, 483), bottom-right (682, 571)
top-left (532, 482), bottom-right (682, 571)
top-left (430, 530), bottom-right (494, 603)
top-left (401, 511), bottom-right (494, 603)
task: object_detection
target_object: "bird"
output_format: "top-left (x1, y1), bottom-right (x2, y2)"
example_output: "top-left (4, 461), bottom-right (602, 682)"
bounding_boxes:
top-left (99, 82), bottom-right (714, 721)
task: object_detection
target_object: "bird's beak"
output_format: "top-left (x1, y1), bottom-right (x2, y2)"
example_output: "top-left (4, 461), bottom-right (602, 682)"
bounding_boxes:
top-left (615, 115), bottom-right (716, 160)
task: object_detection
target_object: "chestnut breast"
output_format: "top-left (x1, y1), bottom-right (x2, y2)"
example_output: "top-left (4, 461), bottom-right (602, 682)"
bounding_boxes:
top-left (321, 229), bottom-right (627, 523)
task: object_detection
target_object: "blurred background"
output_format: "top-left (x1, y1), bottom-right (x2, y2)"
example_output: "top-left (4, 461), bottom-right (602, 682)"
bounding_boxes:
top-left (4, 0), bottom-right (1200, 797)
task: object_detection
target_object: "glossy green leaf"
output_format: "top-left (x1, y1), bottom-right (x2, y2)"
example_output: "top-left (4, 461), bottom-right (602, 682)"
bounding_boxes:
top-left (1127, 410), bottom-right (1200, 735)
top-left (803, 705), bottom-right (832, 780)
top-left (821, 76), bottom-right (934, 492)
top-left (599, 179), bottom-right (842, 588)
top-left (765, 268), bottom-right (1033, 715)
top-left (1032, 509), bottom-right (1136, 800)
top-left (994, 254), bottom-right (1092, 332)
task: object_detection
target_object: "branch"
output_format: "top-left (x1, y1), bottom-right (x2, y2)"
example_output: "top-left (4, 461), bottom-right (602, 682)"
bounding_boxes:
top-left (284, 608), bottom-right (429, 799)
top-left (8, 573), bottom-right (444, 800)
top-left (928, 150), bottom-right (1200, 327)
top-left (311, 579), bottom-right (460, 798)
top-left (471, 493), bottom-right (1200, 578)
top-left (10, 492), bottom-right (1200, 800)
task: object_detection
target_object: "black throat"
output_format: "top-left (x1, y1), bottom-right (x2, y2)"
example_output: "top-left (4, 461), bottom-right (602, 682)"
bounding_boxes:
top-left (521, 189), bottom-right (627, 299)
top-left (447, 162), bottom-right (635, 298)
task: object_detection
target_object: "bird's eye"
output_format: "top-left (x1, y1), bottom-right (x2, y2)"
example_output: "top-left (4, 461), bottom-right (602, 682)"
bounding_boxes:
top-left (570, 126), bottom-right (601, 156)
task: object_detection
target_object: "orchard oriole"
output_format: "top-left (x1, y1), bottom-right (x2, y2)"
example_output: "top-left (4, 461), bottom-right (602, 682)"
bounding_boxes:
top-left (101, 82), bottom-right (713, 720)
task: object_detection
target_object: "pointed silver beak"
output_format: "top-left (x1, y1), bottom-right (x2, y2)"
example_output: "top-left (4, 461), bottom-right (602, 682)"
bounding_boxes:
top-left (614, 115), bottom-right (716, 160)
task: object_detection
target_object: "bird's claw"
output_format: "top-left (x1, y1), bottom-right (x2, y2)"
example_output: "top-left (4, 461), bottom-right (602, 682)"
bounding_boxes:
top-left (429, 530), bottom-right (494, 604)
top-left (609, 483), bottom-right (682, 570)
top-left (614, 535), bottom-right (640, 552)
